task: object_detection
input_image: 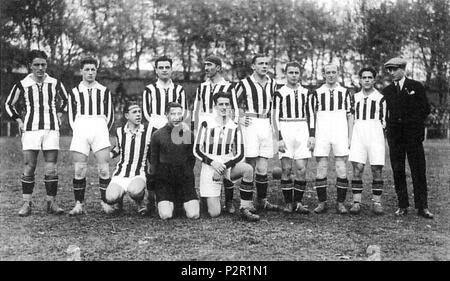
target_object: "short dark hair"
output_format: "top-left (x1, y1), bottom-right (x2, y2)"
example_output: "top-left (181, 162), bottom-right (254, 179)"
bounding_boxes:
top-left (252, 54), bottom-right (268, 64)
top-left (124, 101), bottom-right (140, 113)
top-left (213, 91), bottom-right (232, 105)
top-left (166, 102), bottom-right (182, 113)
top-left (155, 56), bottom-right (173, 68)
top-left (28, 50), bottom-right (47, 64)
top-left (358, 67), bottom-right (377, 78)
top-left (285, 61), bottom-right (302, 72)
top-left (80, 56), bottom-right (98, 69)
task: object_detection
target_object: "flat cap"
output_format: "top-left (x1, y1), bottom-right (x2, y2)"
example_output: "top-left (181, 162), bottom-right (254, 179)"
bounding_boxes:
top-left (205, 55), bottom-right (222, 66)
top-left (384, 57), bottom-right (407, 68)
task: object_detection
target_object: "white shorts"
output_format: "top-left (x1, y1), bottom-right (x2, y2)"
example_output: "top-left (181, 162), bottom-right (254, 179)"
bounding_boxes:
top-left (278, 121), bottom-right (311, 160)
top-left (314, 111), bottom-right (349, 157)
top-left (199, 155), bottom-right (233, 197)
top-left (70, 116), bottom-right (111, 156)
top-left (110, 174), bottom-right (146, 193)
top-left (22, 130), bottom-right (59, 150)
top-left (148, 114), bottom-right (168, 130)
top-left (349, 121), bottom-right (385, 166)
top-left (242, 117), bottom-right (274, 158)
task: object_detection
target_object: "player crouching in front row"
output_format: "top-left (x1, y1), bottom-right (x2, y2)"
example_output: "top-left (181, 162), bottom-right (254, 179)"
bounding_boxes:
top-left (194, 92), bottom-right (259, 222)
top-left (272, 62), bottom-right (315, 214)
top-left (104, 102), bottom-right (151, 215)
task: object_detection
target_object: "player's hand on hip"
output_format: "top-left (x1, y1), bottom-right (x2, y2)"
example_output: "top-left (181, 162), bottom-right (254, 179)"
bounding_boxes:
top-left (278, 140), bottom-right (287, 153)
top-left (211, 161), bottom-right (226, 174)
top-left (212, 171), bottom-right (223, 182)
top-left (239, 116), bottom-right (251, 127)
top-left (307, 137), bottom-right (315, 151)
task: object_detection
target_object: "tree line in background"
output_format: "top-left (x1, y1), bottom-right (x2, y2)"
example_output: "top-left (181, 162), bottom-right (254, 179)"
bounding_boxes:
top-left (1, 0), bottom-right (449, 105)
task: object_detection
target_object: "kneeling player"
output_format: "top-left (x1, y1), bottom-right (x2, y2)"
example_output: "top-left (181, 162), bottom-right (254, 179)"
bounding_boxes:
top-left (149, 102), bottom-right (199, 220)
top-left (272, 62), bottom-right (315, 214)
top-left (105, 102), bottom-right (151, 215)
top-left (194, 92), bottom-right (259, 221)
top-left (349, 67), bottom-right (386, 215)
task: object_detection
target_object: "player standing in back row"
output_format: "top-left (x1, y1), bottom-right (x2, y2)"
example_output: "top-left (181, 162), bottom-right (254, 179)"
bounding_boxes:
top-left (236, 54), bottom-right (280, 212)
top-left (310, 63), bottom-right (354, 214)
top-left (142, 56), bottom-right (187, 130)
top-left (5, 50), bottom-right (68, 216)
top-left (67, 56), bottom-right (115, 215)
top-left (272, 61), bottom-right (315, 214)
top-left (349, 67), bottom-right (386, 215)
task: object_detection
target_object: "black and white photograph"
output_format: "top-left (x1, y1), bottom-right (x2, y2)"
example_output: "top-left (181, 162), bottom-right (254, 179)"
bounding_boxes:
top-left (0, 0), bottom-right (449, 266)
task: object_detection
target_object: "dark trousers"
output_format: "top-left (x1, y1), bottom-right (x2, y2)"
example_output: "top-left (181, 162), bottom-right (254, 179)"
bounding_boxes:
top-left (387, 139), bottom-right (428, 209)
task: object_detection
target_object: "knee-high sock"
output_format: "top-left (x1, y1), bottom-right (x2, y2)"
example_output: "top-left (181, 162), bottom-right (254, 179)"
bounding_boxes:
top-left (294, 180), bottom-right (306, 203)
top-left (21, 174), bottom-right (35, 196)
top-left (99, 177), bottom-right (111, 203)
top-left (351, 179), bottom-right (363, 203)
top-left (336, 177), bottom-right (349, 203)
top-left (281, 179), bottom-right (293, 203)
top-left (44, 175), bottom-right (58, 197)
top-left (239, 180), bottom-right (254, 209)
top-left (255, 173), bottom-right (268, 200)
top-left (223, 178), bottom-right (234, 203)
top-left (73, 178), bottom-right (86, 203)
top-left (315, 177), bottom-right (327, 202)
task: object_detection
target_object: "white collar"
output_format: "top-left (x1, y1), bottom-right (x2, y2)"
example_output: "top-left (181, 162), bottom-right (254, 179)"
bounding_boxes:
top-left (23, 73), bottom-right (54, 85)
top-left (79, 81), bottom-right (100, 89)
top-left (206, 76), bottom-right (227, 86)
top-left (250, 73), bottom-right (270, 85)
top-left (124, 123), bottom-right (144, 134)
top-left (395, 76), bottom-right (406, 90)
top-left (156, 79), bottom-right (174, 89)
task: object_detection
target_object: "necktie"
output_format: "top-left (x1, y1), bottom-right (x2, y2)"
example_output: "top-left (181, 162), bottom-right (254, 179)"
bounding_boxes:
top-left (395, 82), bottom-right (401, 94)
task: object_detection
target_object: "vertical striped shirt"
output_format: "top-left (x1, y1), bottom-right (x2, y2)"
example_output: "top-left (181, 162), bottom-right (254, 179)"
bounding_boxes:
top-left (68, 81), bottom-right (114, 129)
top-left (142, 79), bottom-right (187, 122)
top-left (192, 77), bottom-right (239, 122)
top-left (236, 74), bottom-right (277, 116)
top-left (112, 123), bottom-right (152, 177)
top-left (193, 118), bottom-right (244, 169)
top-left (272, 84), bottom-right (316, 139)
top-left (311, 84), bottom-right (354, 114)
top-left (354, 89), bottom-right (386, 127)
top-left (5, 74), bottom-right (68, 131)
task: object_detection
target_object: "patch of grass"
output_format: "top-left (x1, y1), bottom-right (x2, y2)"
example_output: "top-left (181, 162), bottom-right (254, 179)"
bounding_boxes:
top-left (0, 137), bottom-right (449, 260)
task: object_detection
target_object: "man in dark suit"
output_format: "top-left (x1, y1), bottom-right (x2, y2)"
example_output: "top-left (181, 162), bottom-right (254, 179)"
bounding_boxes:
top-left (382, 57), bottom-right (434, 219)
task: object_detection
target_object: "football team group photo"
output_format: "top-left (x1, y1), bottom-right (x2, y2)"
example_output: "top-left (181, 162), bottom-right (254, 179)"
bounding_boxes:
top-left (1, 0), bottom-right (449, 262)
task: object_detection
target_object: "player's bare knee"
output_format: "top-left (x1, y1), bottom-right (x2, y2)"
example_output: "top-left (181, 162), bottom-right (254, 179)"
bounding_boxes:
top-left (44, 162), bottom-right (57, 177)
top-left (129, 188), bottom-right (145, 201)
top-left (97, 163), bottom-right (110, 179)
top-left (159, 209), bottom-right (173, 220)
top-left (371, 165), bottom-right (383, 180)
top-left (105, 188), bottom-right (120, 204)
top-left (208, 204), bottom-right (221, 218)
top-left (74, 162), bottom-right (87, 179)
top-left (242, 164), bottom-right (254, 181)
top-left (335, 159), bottom-right (347, 178)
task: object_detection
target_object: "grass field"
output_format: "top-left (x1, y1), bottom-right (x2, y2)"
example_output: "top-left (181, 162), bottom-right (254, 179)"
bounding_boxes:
top-left (0, 136), bottom-right (449, 261)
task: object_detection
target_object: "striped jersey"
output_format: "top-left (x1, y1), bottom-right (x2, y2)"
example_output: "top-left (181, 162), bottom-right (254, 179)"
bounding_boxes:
top-left (68, 81), bottom-right (114, 129)
top-left (142, 79), bottom-right (187, 121)
top-left (354, 89), bottom-right (386, 127)
top-left (236, 74), bottom-right (277, 116)
top-left (5, 74), bottom-right (68, 131)
top-left (272, 84), bottom-right (316, 139)
top-left (311, 84), bottom-right (354, 114)
top-left (193, 77), bottom-right (239, 122)
top-left (193, 118), bottom-right (244, 168)
top-left (112, 123), bottom-right (152, 177)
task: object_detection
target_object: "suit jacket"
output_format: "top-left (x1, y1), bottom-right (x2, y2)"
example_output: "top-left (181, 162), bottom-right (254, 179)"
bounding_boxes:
top-left (382, 77), bottom-right (430, 143)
